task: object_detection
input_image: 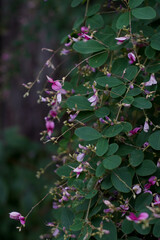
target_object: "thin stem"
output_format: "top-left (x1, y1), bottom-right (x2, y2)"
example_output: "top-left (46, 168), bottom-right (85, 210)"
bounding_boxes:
top-left (25, 192), bottom-right (50, 220)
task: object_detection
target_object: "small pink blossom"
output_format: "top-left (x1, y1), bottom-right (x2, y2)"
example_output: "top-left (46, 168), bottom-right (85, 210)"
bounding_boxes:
top-left (60, 48), bottom-right (70, 55)
top-left (46, 120), bottom-right (55, 137)
top-left (148, 176), bottom-right (157, 185)
top-left (128, 52), bottom-right (136, 64)
top-left (144, 74), bottom-right (157, 86)
top-left (78, 144), bottom-right (87, 150)
top-left (128, 127), bottom-right (141, 136)
top-left (153, 195), bottom-right (160, 206)
top-left (73, 165), bottom-right (83, 178)
top-left (53, 228), bottom-right (60, 237)
top-left (9, 212), bottom-right (25, 226)
top-left (157, 159), bottom-right (160, 168)
top-left (126, 212), bottom-right (149, 223)
top-left (143, 121), bottom-right (149, 132)
top-left (46, 76), bottom-right (62, 91)
top-left (77, 153), bottom-right (85, 162)
top-left (132, 184), bottom-right (142, 194)
top-left (115, 36), bottom-right (129, 45)
top-left (69, 113), bottom-right (78, 122)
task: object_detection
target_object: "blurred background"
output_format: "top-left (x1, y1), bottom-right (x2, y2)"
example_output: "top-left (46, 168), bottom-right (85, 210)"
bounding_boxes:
top-left (0, 0), bottom-right (80, 239)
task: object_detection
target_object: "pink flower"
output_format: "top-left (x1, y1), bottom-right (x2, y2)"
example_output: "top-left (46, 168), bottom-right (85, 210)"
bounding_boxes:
top-left (157, 159), bottom-right (160, 168)
top-left (148, 176), bottom-right (157, 185)
top-left (128, 52), bottom-right (136, 64)
top-left (78, 144), bottom-right (87, 150)
top-left (128, 127), bottom-right (141, 136)
top-left (143, 121), bottom-right (149, 132)
top-left (144, 74), bottom-right (157, 86)
top-left (77, 153), bottom-right (85, 162)
top-left (69, 113), bottom-right (78, 122)
top-left (46, 76), bottom-right (62, 91)
top-left (126, 212), bottom-right (149, 223)
top-left (132, 184), bottom-right (142, 194)
top-left (60, 48), bottom-right (70, 55)
top-left (81, 26), bottom-right (89, 33)
top-left (9, 212), bottom-right (25, 226)
top-left (88, 85), bottom-right (99, 106)
top-left (46, 120), bottom-right (55, 137)
top-left (153, 195), bottom-right (160, 206)
top-left (53, 228), bottom-right (60, 237)
top-left (73, 165), bottom-right (83, 178)
top-left (115, 36), bottom-right (129, 45)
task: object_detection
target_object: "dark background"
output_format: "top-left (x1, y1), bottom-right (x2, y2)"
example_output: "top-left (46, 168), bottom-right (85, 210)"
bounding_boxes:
top-left (0, 0), bottom-right (78, 239)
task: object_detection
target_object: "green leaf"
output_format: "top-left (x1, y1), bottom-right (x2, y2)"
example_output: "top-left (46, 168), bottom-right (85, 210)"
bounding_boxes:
top-left (61, 207), bottom-right (74, 229)
top-left (133, 222), bottom-right (151, 235)
top-left (89, 204), bottom-right (102, 218)
top-left (145, 46), bottom-right (156, 59)
top-left (122, 219), bottom-right (134, 234)
top-left (110, 85), bottom-right (126, 98)
top-left (124, 66), bottom-right (138, 81)
top-left (136, 160), bottom-right (157, 176)
top-left (122, 96), bottom-right (134, 104)
top-left (87, 14), bottom-right (104, 29)
top-left (127, 88), bottom-right (142, 96)
top-left (101, 175), bottom-right (113, 190)
top-left (129, 149), bottom-right (144, 167)
top-left (87, 4), bottom-right (101, 17)
top-left (135, 193), bottom-right (153, 211)
top-left (147, 62), bottom-right (160, 73)
top-left (96, 138), bottom-right (109, 156)
top-left (85, 189), bottom-right (98, 199)
top-left (116, 12), bottom-right (129, 29)
top-left (129, 0), bottom-right (144, 9)
top-left (71, 0), bottom-right (82, 7)
top-left (96, 76), bottom-right (123, 87)
top-left (95, 106), bottom-right (110, 118)
top-left (149, 131), bottom-right (160, 150)
top-left (56, 164), bottom-right (77, 177)
top-left (88, 52), bottom-right (108, 67)
top-left (132, 7), bottom-right (156, 20)
top-left (70, 218), bottom-right (84, 231)
top-left (72, 179), bottom-right (84, 190)
top-left (153, 220), bottom-right (160, 237)
top-left (103, 155), bottom-right (122, 170)
top-left (105, 143), bottom-right (119, 156)
top-left (103, 124), bottom-right (123, 137)
top-left (87, 177), bottom-right (97, 190)
top-left (151, 32), bottom-right (160, 51)
top-left (66, 96), bottom-right (93, 110)
top-left (75, 127), bottom-right (101, 141)
top-left (132, 97), bottom-right (152, 109)
top-left (116, 145), bottom-right (135, 156)
top-left (73, 40), bottom-right (106, 54)
top-left (112, 58), bottom-right (128, 75)
top-left (121, 122), bottom-right (132, 132)
top-left (96, 163), bottom-right (105, 177)
top-left (111, 167), bottom-right (132, 193)
top-left (0, 178), bottom-right (8, 204)
top-left (128, 238), bottom-right (141, 240)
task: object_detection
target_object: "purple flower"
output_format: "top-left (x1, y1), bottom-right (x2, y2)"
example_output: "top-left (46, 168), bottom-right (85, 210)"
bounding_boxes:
top-left (126, 212), bottom-right (149, 223)
top-left (69, 113), bottom-right (78, 122)
top-left (128, 127), bottom-right (141, 136)
top-left (148, 176), bottom-right (157, 185)
top-left (144, 74), bottom-right (157, 86)
top-left (143, 121), bottom-right (149, 132)
top-left (53, 228), bottom-right (60, 237)
top-left (45, 120), bottom-right (55, 137)
top-left (73, 165), bottom-right (83, 178)
top-left (60, 48), bottom-right (70, 55)
top-left (132, 184), bottom-right (142, 194)
top-left (47, 76), bottom-right (62, 91)
top-left (77, 153), bottom-right (85, 162)
top-left (157, 159), bottom-right (160, 168)
top-left (153, 195), bottom-right (160, 206)
top-left (128, 52), bottom-right (136, 64)
top-left (143, 142), bottom-right (149, 148)
top-left (115, 36), bottom-right (129, 45)
top-left (9, 212), bottom-right (25, 226)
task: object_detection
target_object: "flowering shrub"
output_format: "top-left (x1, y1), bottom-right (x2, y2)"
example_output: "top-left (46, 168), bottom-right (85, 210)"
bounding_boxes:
top-left (10, 0), bottom-right (160, 239)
